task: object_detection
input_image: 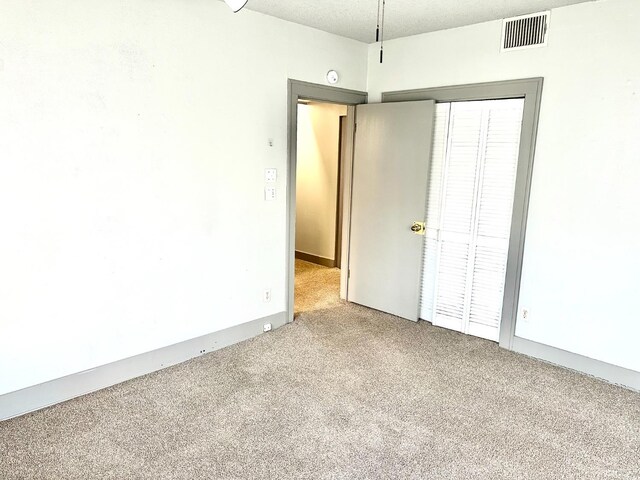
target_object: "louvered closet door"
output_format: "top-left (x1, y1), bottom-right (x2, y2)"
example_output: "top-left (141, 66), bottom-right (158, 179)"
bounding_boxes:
top-left (420, 99), bottom-right (524, 342)
top-left (419, 103), bottom-right (450, 321)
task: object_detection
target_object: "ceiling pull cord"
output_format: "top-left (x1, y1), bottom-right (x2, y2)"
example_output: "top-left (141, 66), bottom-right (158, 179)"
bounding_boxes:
top-left (380, 0), bottom-right (386, 63)
top-left (376, 0), bottom-right (381, 42)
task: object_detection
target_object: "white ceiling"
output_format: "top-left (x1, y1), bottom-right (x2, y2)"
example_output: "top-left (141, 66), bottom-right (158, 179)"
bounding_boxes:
top-left (235, 0), bottom-right (595, 43)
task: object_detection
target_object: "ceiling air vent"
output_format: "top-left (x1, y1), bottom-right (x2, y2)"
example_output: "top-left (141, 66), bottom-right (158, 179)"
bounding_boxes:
top-left (501, 11), bottom-right (550, 51)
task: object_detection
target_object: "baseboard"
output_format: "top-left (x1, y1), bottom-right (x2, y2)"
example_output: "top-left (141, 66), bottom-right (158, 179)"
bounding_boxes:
top-left (295, 251), bottom-right (335, 268)
top-left (511, 336), bottom-right (640, 392)
top-left (0, 312), bottom-right (287, 421)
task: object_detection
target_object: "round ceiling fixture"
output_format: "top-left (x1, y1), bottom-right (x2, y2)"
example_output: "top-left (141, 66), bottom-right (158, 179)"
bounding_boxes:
top-left (326, 70), bottom-right (339, 85)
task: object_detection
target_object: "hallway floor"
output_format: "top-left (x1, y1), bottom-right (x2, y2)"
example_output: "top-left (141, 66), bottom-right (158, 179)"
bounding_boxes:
top-left (294, 259), bottom-right (342, 315)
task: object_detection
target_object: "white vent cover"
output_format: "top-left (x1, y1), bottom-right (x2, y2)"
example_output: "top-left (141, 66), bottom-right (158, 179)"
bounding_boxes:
top-left (501, 11), bottom-right (549, 51)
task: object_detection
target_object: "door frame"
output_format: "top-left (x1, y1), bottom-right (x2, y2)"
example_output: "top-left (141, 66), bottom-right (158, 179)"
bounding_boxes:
top-left (382, 77), bottom-right (543, 349)
top-left (335, 115), bottom-right (348, 269)
top-left (286, 80), bottom-right (367, 323)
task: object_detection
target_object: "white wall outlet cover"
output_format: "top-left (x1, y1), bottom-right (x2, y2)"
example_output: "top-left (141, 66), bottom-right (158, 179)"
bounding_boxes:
top-left (263, 323), bottom-right (272, 332)
top-left (265, 168), bottom-right (277, 182)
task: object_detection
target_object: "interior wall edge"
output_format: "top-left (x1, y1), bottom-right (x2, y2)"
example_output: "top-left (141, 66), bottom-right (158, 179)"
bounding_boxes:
top-left (0, 312), bottom-right (287, 422)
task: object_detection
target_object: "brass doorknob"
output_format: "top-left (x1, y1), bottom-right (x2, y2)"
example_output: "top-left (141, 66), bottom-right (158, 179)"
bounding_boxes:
top-left (411, 222), bottom-right (425, 235)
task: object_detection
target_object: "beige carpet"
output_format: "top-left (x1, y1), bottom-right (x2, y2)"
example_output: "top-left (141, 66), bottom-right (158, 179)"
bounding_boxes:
top-left (1, 303), bottom-right (639, 479)
top-left (294, 259), bottom-right (342, 315)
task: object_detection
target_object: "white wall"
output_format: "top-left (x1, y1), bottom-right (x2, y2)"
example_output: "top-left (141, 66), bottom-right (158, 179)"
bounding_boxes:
top-left (0, 0), bottom-right (367, 395)
top-left (296, 103), bottom-right (347, 261)
top-left (367, 0), bottom-right (640, 372)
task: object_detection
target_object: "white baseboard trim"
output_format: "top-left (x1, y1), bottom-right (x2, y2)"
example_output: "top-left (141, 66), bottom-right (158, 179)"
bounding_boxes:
top-left (511, 336), bottom-right (640, 392)
top-left (0, 312), bottom-right (287, 421)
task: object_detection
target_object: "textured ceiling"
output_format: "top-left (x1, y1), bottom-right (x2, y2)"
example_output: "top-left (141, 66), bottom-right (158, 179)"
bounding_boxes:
top-left (234, 0), bottom-right (595, 43)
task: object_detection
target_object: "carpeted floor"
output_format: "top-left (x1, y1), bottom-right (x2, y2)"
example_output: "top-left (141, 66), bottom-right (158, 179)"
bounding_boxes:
top-left (294, 259), bottom-right (342, 315)
top-left (1, 303), bottom-right (639, 479)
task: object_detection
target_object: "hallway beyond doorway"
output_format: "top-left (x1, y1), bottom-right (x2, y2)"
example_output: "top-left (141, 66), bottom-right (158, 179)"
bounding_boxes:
top-left (294, 259), bottom-right (341, 316)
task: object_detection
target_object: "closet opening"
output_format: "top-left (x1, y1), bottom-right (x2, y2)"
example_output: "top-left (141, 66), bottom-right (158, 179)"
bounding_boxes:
top-left (382, 78), bottom-right (543, 347)
top-left (420, 98), bottom-right (525, 342)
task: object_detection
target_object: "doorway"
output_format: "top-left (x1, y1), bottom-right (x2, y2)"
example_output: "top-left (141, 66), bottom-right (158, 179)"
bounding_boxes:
top-left (294, 101), bottom-right (347, 316)
top-left (286, 80), bottom-right (367, 323)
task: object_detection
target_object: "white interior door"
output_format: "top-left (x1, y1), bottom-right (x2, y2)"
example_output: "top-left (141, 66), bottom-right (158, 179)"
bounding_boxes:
top-left (420, 99), bottom-right (525, 341)
top-left (348, 101), bottom-right (435, 321)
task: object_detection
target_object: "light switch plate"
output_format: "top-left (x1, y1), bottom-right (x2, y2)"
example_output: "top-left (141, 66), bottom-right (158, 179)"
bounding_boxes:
top-left (265, 186), bottom-right (276, 201)
top-left (265, 168), bottom-right (277, 182)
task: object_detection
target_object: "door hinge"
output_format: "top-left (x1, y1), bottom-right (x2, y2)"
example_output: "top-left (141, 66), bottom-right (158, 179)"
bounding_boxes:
top-left (348, 269), bottom-right (351, 278)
